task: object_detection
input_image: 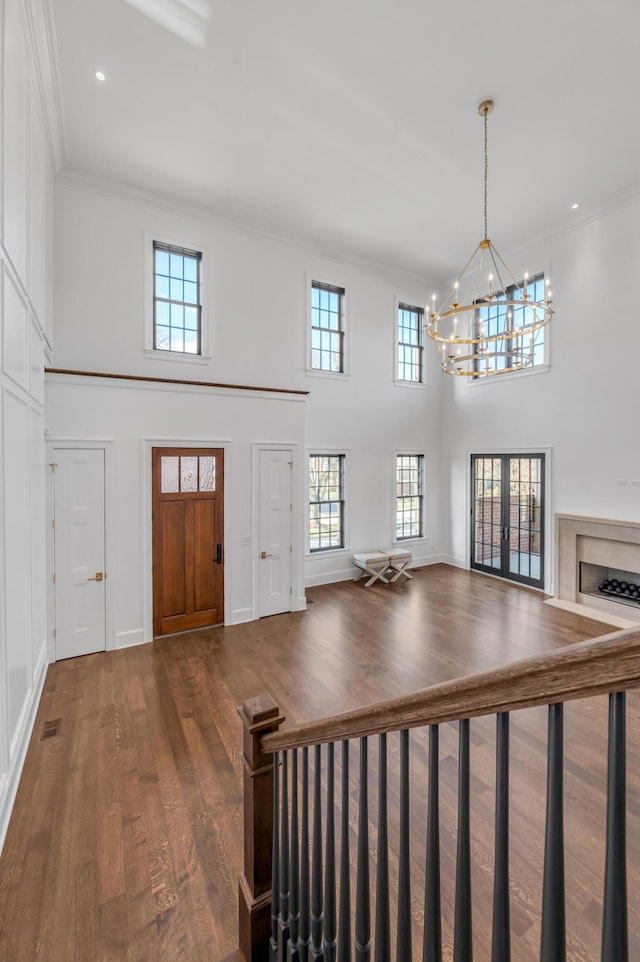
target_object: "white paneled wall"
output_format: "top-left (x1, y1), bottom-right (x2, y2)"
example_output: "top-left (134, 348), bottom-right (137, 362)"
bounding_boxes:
top-left (0, 0), bottom-right (54, 851)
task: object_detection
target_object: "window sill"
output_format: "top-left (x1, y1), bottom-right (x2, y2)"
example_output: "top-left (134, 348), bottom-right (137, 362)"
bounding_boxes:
top-left (144, 349), bottom-right (211, 365)
top-left (305, 368), bottom-right (350, 381)
top-left (468, 362), bottom-right (550, 385)
top-left (306, 547), bottom-right (350, 559)
top-left (394, 378), bottom-right (428, 390)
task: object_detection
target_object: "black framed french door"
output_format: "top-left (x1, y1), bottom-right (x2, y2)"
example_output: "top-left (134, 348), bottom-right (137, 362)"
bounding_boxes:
top-left (470, 453), bottom-right (545, 589)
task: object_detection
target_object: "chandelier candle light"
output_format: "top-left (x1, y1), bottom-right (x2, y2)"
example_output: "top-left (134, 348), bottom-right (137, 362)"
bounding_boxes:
top-left (426, 100), bottom-right (553, 376)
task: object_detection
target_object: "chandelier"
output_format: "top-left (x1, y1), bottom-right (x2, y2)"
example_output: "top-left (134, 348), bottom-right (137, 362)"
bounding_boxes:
top-left (426, 101), bottom-right (553, 377)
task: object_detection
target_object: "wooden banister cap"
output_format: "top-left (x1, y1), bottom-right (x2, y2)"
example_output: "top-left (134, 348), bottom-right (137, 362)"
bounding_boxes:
top-left (239, 693), bottom-right (283, 729)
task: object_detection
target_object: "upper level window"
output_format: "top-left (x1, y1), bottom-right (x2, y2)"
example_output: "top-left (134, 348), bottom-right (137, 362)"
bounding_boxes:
top-left (153, 242), bottom-right (202, 354)
top-left (474, 273), bottom-right (546, 377)
top-left (309, 454), bottom-right (345, 551)
top-left (397, 303), bottom-right (424, 382)
top-left (310, 281), bottom-right (345, 373)
top-left (396, 454), bottom-right (424, 540)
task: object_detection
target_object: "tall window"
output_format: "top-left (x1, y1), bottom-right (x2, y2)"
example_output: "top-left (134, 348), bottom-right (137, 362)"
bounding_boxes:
top-left (311, 281), bottom-right (344, 372)
top-left (397, 303), bottom-right (424, 382)
top-left (474, 273), bottom-right (546, 376)
top-left (309, 455), bottom-right (344, 551)
top-left (153, 242), bottom-right (202, 354)
top-left (396, 455), bottom-right (424, 540)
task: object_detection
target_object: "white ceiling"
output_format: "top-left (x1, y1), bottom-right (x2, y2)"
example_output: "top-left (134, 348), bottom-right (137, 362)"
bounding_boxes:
top-left (51, 0), bottom-right (640, 279)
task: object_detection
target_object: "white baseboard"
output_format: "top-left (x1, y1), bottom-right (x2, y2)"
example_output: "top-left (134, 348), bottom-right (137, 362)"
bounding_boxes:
top-left (0, 641), bottom-right (48, 855)
top-left (115, 628), bottom-right (147, 649)
top-left (305, 567), bottom-right (356, 588)
top-left (305, 554), bottom-right (452, 589)
top-left (439, 555), bottom-right (468, 569)
top-left (293, 595), bottom-right (307, 612)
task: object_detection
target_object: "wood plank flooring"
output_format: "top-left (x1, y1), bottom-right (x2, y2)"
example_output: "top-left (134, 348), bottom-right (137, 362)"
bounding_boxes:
top-left (0, 564), bottom-right (637, 961)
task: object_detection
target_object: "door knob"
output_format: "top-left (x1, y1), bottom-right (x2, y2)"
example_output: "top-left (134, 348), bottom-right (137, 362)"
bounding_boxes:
top-left (87, 572), bottom-right (104, 582)
top-left (260, 551), bottom-right (273, 559)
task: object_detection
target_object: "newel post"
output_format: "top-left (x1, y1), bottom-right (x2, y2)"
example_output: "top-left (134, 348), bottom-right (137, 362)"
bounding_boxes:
top-left (238, 694), bottom-right (285, 962)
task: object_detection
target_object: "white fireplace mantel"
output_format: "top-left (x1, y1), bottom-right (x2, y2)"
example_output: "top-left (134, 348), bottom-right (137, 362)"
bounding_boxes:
top-left (545, 513), bottom-right (640, 628)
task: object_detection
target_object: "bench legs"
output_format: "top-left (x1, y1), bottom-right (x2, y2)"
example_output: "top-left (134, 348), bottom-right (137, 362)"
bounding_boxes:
top-left (353, 562), bottom-right (390, 587)
top-left (387, 560), bottom-right (413, 582)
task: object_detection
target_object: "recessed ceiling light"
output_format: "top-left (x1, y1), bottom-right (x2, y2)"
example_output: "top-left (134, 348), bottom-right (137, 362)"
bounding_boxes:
top-left (94, 70), bottom-right (106, 82)
top-left (571, 202), bottom-right (579, 209)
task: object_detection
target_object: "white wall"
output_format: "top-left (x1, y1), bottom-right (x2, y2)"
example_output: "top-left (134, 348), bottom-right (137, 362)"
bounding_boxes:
top-left (49, 181), bottom-right (444, 620)
top-left (443, 199), bottom-right (640, 586)
top-left (0, 0), bottom-right (55, 850)
top-left (45, 375), bottom-right (308, 641)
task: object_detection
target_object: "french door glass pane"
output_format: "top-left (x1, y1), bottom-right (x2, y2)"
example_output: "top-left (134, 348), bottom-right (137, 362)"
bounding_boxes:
top-left (473, 456), bottom-right (502, 569)
top-left (508, 456), bottom-right (542, 581)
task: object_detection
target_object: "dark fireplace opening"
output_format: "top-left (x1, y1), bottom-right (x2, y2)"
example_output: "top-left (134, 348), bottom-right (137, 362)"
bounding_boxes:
top-left (579, 561), bottom-right (640, 609)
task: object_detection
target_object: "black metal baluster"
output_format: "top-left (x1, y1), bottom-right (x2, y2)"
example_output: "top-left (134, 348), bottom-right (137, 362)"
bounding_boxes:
top-left (324, 742), bottom-right (337, 962)
top-left (279, 752), bottom-right (291, 957)
top-left (289, 748), bottom-right (300, 962)
top-left (300, 747), bottom-right (311, 962)
top-left (540, 703), bottom-right (565, 962)
top-left (375, 734), bottom-right (390, 962)
top-left (492, 712), bottom-right (510, 962)
top-left (271, 751), bottom-right (281, 962)
top-left (356, 737), bottom-right (371, 962)
top-left (397, 730), bottom-right (412, 962)
top-left (454, 718), bottom-right (472, 962)
top-left (601, 692), bottom-right (628, 962)
top-left (338, 741), bottom-right (351, 962)
top-left (423, 724), bottom-right (442, 962)
top-left (311, 744), bottom-right (324, 959)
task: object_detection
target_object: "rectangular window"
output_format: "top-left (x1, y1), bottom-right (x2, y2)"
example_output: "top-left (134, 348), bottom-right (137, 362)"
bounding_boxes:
top-left (397, 303), bottom-right (424, 382)
top-left (311, 281), bottom-right (344, 373)
top-left (474, 273), bottom-right (546, 376)
top-left (309, 454), bottom-right (345, 551)
top-left (153, 241), bottom-right (202, 354)
top-left (396, 455), bottom-right (424, 540)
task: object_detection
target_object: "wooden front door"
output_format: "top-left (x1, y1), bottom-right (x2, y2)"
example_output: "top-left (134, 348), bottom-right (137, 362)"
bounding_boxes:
top-left (152, 447), bottom-right (224, 636)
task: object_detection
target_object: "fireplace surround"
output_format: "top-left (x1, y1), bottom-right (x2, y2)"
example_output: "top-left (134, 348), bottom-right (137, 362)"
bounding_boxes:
top-left (546, 514), bottom-right (640, 628)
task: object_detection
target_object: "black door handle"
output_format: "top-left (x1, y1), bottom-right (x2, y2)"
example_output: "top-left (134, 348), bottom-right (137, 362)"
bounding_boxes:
top-left (216, 543), bottom-right (222, 564)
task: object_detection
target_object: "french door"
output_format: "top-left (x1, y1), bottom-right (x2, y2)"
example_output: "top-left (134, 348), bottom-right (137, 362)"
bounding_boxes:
top-left (471, 453), bottom-right (545, 589)
top-left (152, 447), bottom-right (224, 636)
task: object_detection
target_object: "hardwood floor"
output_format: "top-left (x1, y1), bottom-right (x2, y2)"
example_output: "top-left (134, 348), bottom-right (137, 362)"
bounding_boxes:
top-left (0, 564), bottom-right (637, 961)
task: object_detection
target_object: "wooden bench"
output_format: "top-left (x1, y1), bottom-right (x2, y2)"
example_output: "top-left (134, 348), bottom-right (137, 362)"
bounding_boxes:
top-left (353, 548), bottom-right (413, 586)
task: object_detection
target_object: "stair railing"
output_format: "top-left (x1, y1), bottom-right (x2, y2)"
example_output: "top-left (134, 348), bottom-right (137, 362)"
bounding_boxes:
top-left (238, 626), bottom-right (640, 961)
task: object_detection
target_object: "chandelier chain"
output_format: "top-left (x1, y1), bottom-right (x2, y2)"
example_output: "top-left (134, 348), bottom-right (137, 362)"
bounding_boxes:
top-left (483, 107), bottom-right (488, 240)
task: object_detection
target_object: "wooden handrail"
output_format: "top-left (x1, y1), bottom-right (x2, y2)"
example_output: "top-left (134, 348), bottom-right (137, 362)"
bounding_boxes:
top-left (45, 367), bottom-right (310, 396)
top-left (261, 627), bottom-right (640, 752)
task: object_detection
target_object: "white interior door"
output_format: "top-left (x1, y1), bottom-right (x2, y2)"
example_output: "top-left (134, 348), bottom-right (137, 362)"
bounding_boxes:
top-left (53, 448), bottom-right (106, 659)
top-left (258, 448), bottom-right (292, 617)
